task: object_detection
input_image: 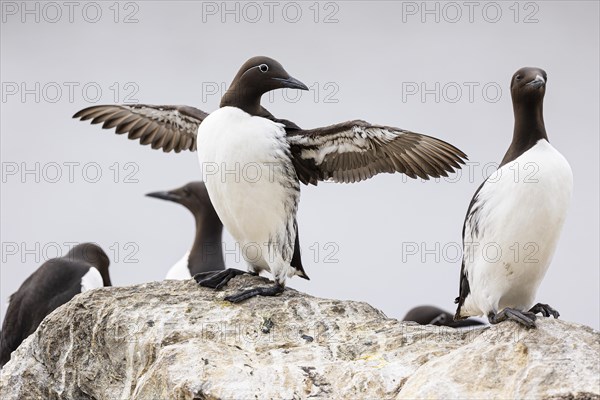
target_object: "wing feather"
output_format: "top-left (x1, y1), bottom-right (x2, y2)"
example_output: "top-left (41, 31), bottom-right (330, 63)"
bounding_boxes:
top-left (287, 120), bottom-right (467, 185)
top-left (73, 104), bottom-right (207, 153)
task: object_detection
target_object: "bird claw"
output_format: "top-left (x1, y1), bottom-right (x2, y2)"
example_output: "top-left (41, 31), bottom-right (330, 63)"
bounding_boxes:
top-left (488, 307), bottom-right (537, 328)
top-left (224, 283), bottom-right (284, 303)
top-left (193, 268), bottom-right (248, 289)
top-left (529, 303), bottom-right (560, 319)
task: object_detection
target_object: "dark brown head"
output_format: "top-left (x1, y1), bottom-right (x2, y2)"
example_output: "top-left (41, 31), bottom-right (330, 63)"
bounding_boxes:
top-left (146, 181), bottom-right (222, 226)
top-left (500, 67), bottom-right (549, 166)
top-left (511, 67), bottom-right (547, 106)
top-left (146, 181), bottom-right (214, 215)
top-left (64, 243), bottom-right (111, 286)
top-left (220, 56), bottom-right (308, 111)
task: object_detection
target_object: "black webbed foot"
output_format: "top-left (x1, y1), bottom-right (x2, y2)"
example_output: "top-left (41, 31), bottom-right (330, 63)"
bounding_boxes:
top-left (193, 268), bottom-right (256, 290)
top-left (224, 283), bottom-right (284, 303)
top-left (488, 307), bottom-right (537, 328)
top-left (529, 303), bottom-right (560, 319)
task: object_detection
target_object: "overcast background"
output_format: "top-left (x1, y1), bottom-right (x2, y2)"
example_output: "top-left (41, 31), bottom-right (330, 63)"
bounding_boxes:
top-left (1, 1), bottom-right (598, 330)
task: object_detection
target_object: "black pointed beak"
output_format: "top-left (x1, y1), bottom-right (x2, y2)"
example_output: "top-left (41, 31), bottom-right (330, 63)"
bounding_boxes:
top-left (272, 76), bottom-right (308, 91)
top-left (527, 75), bottom-right (546, 89)
top-left (145, 191), bottom-right (182, 202)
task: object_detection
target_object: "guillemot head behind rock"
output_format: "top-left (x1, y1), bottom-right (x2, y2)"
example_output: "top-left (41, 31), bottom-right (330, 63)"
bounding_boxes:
top-left (0, 242), bottom-right (111, 367)
top-left (64, 243), bottom-right (111, 286)
top-left (220, 56), bottom-right (308, 114)
top-left (403, 305), bottom-right (485, 328)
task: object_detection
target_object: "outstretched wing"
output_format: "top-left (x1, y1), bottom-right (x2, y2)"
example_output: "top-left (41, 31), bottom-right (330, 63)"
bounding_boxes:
top-left (73, 104), bottom-right (208, 153)
top-left (286, 120), bottom-right (467, 185)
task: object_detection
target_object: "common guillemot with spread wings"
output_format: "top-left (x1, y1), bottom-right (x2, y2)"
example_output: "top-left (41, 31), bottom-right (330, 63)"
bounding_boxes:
top-left (0, 243), bottom-right (111, 367)
top-left (74, 56), bottom-right (467, 302)
top-left (454, 67), bottom-right (573, 328)
top-left (146, 181), bottom-right (225, 279)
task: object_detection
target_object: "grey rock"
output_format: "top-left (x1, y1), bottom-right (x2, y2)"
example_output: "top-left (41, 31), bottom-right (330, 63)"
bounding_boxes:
top-left (1, 275), bottom-right (599, 399)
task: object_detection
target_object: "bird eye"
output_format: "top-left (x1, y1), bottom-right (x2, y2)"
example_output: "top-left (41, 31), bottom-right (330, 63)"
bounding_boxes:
top-left (258, 64), bottom-right (269, 73)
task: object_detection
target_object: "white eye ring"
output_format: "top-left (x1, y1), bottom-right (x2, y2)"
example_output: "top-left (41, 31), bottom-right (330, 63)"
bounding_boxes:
top-left (258, 64), bottom-right (269, 73)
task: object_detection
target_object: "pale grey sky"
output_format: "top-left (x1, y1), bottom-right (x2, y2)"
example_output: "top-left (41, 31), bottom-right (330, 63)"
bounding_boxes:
top-left (1, 1), bottom-right (598, 329)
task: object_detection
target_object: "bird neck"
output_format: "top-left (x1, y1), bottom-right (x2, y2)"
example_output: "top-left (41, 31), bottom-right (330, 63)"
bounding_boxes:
top-left (220, 82), bottom-right (263, 115)
top-left (99, 268), bottom-right (112, 287)
top-left (188, 212), bottom-right (224, 273)
top-left (501, 100), bottom-right (548, 166)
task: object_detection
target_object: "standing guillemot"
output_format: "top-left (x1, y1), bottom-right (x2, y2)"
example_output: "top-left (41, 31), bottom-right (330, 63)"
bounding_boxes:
top-left (403, 305), bottom-right (484, 328)
top-left (74, 56), bottom-right (468, 302)
top-left (454, 67), bottom-right (573, 328)
top-left (146, 181), bottom-right (225, 279)
top-left (0, 243), bottom-right (111, 367)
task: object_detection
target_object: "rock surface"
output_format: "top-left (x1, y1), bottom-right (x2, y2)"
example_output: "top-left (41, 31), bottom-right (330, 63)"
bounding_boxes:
top-left (1, 275), bottom-right (599, 400)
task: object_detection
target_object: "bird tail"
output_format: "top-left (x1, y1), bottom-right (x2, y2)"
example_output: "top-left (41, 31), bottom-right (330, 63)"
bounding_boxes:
top-left (296, 268), bottom-right (310, 280)
top-left (454, 296), bottom-right (467, 320)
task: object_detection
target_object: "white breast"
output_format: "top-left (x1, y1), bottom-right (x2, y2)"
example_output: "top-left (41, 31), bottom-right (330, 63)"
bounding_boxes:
top-left (196, 107), bottom-right (299, 277)
top-left (80, 267), bottom-right (104, 292)
top-left (461, 139), bottom-right (573, 317)
top-left (165, 251), bottom-right (192, 280)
